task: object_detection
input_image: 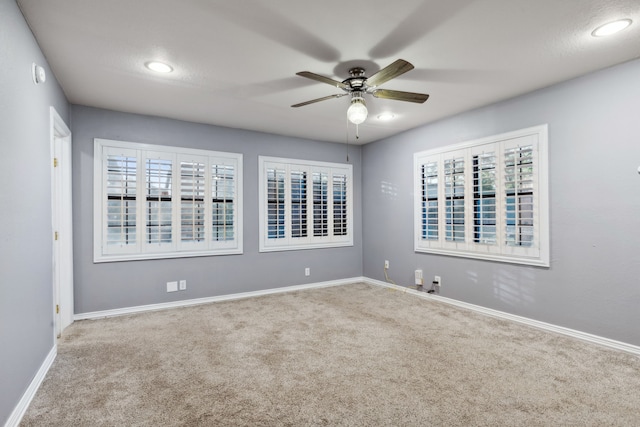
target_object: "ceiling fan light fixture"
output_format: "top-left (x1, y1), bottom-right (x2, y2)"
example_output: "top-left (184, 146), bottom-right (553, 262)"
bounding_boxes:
top-left (347, 94), bottom-right (368, 124)
top-left (591, 19), bottom-right (632, 37)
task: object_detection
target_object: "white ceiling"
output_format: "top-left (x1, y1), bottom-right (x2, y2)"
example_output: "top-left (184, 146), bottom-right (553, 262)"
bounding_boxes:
top-left (17, 0), bottom-right (640, 145)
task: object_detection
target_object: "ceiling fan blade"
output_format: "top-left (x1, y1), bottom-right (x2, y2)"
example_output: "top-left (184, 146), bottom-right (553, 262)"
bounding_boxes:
top-left (371, 89), bottom-right (429, 103)
top-left (365, 59), bottom-right (414, 88)
top-left (291, 93), bottom-right (347, 108)
top-left (296, 71), bottom-right (348, 90)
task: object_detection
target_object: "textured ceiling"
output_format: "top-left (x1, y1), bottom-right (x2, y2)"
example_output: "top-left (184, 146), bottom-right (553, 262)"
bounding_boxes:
top-left (17, 0), bottom-right (640, 144)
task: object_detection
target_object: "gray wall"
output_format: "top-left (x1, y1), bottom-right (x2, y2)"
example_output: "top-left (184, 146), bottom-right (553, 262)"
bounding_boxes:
top-left (0, 0), bottom-right (70, 424)
top-left (71, 106), bottom-right (363, 313)
top-left (363, 58), bottom-right (640, 346)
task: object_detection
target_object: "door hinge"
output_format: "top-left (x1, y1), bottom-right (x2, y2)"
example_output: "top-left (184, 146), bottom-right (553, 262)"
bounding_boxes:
top-left (54, 231), bottom-right (59, 241)
top-left (53, 157), bottom-right (59, 167)
top-left (56, 304), bottom-right (60, 314)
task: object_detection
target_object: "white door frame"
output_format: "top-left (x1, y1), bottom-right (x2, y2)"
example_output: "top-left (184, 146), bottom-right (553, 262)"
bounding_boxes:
top-left (50, 107), bottom-right (73, 338)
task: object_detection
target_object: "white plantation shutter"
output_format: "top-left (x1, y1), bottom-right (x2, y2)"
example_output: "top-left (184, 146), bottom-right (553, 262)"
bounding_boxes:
top-left (291, 169), bottom-right (308, 239)
top-left (143, 152), bottom-right (174, 252)
top-left (266, 166), bottom-right (286, 240)
top-left (328, 172), bottom-right (351, 245)
top-left (211, 161), bottom-right (236, 243)
top-left (312, 170), bottom-right (329, 239)
top-left (414, 125), bottom-right (549, 267)
top-left (332, 172), bottom-right (348, 237)
top-left (259, 157), bottom-right (353, 252)
top-left (502, 135), bottom-right (540, 259)
top-left (94, 139), bottom-right (242, 262)
top-left (472, 150), bottom-right (497, 245)
top-left (179, 156), bottom-right (207, 250)
top-left (423, 161), bottom-right (439, 241)
top-left (103, 146), bottom-right (139, 255)
top-left (442, 151), bottom-right (466, 249)
top-left (468, 143), bottom-right (502, 256)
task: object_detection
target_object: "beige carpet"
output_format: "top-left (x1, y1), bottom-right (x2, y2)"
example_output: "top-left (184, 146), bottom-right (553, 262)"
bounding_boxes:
top-left (21, 283), bottom-right (640, 426)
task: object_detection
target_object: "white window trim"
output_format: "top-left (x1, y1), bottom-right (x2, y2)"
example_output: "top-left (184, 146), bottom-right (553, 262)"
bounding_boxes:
top-left (414, 125), bottom-right (549, 267)
top-left (258, 156), bottom-right (353, 252)
top-left (93, 138), bottom-right (243, 262)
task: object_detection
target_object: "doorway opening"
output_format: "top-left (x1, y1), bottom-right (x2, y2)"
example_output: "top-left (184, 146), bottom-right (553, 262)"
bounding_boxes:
top-left (50, 107), bottom-right (73, 338)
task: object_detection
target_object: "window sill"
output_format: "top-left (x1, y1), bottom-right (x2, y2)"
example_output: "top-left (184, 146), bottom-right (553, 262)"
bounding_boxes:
top-left (414, 246), bottom-right (549, 267)
top-left (259, 241), bottom-right (353, 253)
top-left (94, 248), bottom-right (243, 263)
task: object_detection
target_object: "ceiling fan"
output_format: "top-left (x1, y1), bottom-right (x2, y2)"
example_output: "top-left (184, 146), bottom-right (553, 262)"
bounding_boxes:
top-left (292, 59), bottom-right (429, 125)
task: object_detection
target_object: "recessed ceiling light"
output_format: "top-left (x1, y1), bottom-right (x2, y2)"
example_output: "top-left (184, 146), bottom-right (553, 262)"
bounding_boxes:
top-left (377, 112), bottom-right (396, 121)
top-left (591, 19), bottom-right (632, 37)
top-left (145, 61), bottom-right (173, 73)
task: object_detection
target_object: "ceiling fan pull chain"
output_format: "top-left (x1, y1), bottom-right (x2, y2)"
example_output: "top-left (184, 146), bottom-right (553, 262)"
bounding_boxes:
top-left (345, 115), bottom-right (350, 162)
top-left (356, 123), bottom-right (360, 140)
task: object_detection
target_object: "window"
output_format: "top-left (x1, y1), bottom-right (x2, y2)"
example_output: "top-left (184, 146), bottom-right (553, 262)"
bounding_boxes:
top-left (259, 156), bottom-right (353, 252)
top-left (94, 139), bottom-right (242, 262)
top-left (414, 125), bottom-right (549, 266)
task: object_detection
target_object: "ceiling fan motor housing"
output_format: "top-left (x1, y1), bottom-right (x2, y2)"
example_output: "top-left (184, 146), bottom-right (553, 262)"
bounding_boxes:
top-left (344, 67), bottom-right (367, 91)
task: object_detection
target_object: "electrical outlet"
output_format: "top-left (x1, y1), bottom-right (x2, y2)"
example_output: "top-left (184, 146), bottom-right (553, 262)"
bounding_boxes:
top-left (305, 267), bottom-right (310, 276)
top-left (179, 280), bottom-right (187, 290)
top-left (415, 269), bottom-right (423, 285)
top-left (167, 281), bottom-right (178, 292)
top-left (434, 276), bottom-right (441, 287)
top-left (384, 260), bottom-right (389, 269)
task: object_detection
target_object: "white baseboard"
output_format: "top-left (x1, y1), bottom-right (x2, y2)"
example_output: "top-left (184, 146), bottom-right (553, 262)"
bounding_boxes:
top-left (4, 346), bottom-right (57, 427)
top-left (75, 277), bottom-right (365, 321)
top-left (364, 277), bottom-right (640, 356)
